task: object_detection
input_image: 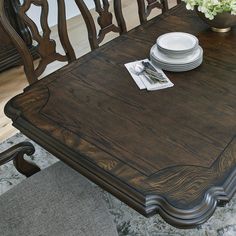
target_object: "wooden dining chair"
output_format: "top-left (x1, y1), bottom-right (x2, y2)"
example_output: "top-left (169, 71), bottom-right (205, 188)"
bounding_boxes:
top-left (137, 0), bottom-right (169, 23)
top-left (74, 0), bottom-right (127, 50)
top-left (0, 0), bottom-right (77, 187)
top-left (0, 0), bottom-right (76, 85)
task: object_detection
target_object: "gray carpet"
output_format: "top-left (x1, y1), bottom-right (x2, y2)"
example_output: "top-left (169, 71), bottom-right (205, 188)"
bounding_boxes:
top-left (0, 133), bottom-right (236, 236)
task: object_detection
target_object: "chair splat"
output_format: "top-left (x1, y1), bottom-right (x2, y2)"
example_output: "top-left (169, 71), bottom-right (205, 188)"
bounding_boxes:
top-left (74, 0), bottom-right (127, 50)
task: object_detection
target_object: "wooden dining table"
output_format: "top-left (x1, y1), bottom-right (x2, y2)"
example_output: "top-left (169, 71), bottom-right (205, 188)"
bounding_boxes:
top-left (5, 3), bottom-right (236, 228)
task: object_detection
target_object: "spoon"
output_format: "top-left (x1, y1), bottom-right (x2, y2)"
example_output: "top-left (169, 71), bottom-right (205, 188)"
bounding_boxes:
top-left (132, 64), bottom-right (156, 84)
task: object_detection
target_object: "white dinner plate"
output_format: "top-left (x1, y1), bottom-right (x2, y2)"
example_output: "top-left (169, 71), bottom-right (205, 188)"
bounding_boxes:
top-left (151, 60), bottom-right (203, 72)
top-left (150, 57), bottom-right (203, 68)
top-left (150, 55), bottom-right (203, 67)
top-left (150, 55), bottom-right (203, 72)
top-left (150, 44), bottom-right (203, 65)
top-left (156, 32), bottom-right (198, 54)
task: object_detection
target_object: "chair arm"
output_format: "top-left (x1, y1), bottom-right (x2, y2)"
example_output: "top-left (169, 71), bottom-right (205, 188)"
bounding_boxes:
top-left (0, 142), bottom-right (40, 177)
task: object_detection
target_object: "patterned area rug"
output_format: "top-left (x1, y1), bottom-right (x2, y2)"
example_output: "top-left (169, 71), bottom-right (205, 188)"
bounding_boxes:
top-left (1, 133), bottom-right (236, 236)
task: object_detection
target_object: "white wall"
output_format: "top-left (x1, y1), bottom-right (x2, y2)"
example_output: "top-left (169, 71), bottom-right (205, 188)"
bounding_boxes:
top-left (26, 0), bottom-right (95, 29)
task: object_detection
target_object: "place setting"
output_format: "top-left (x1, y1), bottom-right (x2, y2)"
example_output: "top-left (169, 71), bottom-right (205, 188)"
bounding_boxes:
top-left (126, 32), bottom-right (203, 91)
top-left (125, 59), bottom-right (174, 91)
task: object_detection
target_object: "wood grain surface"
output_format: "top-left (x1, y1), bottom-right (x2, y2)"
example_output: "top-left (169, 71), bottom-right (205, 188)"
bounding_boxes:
top-left (5, 4), bottom-right (236, 228)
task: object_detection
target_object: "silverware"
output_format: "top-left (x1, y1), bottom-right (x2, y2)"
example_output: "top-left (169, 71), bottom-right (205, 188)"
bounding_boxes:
top-left (132, 62), bottom-right (168, 84)
top-left (143, 71), bottom-right (157, 84)
top-left (141, 61), bottom-right (167, 82)
top-left (131, 64), bottom-right (157, 84)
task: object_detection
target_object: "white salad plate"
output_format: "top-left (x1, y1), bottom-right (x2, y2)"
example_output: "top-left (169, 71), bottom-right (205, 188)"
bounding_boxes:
top-left (150, 44), bottom-right (203, 65)
top-left (159, 45), bottom-right (199, 59)
top-left (156, 32), bottom-right (199, 55)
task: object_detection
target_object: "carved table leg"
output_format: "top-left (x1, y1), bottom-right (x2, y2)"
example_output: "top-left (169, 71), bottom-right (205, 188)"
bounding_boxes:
top-left (0, 142), bottom-right (40, 177)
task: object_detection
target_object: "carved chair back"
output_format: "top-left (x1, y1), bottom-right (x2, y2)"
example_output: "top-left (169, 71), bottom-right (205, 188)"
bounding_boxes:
top-left (0, 0), bottom-right (76, 85)
top-left (137, 0), bottom-right (169, 23)
top-left (74, 0), bottom-right (127, 50)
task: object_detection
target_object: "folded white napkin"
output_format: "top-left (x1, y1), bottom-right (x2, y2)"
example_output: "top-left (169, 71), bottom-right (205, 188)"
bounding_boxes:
top-left (125, 59), bottom-right (174, 91)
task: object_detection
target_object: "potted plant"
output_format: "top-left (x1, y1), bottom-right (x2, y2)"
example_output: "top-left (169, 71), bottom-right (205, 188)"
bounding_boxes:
top-left (182, 0), bottom-right (236, 32)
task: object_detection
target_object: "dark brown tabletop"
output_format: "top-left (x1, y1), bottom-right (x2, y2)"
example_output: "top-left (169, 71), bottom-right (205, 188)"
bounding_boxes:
top-left (5, 4), bottom-right (236, 228)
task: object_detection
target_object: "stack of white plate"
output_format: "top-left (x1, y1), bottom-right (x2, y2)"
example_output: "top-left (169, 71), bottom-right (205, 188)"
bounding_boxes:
top-left (150, 32), bottom-right (203, 72)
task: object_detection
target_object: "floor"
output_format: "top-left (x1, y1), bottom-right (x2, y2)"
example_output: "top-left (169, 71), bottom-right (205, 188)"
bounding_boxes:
top-left (0, 1), bottom-right (177, 142)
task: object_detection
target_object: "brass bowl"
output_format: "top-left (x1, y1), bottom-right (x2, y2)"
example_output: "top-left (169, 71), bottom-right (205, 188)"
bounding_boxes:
top-left (195, 8), bottom-right (236, 32)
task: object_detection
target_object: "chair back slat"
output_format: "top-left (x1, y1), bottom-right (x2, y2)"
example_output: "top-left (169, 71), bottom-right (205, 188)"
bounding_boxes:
top-left (0, 0), bottom-right (76, 84)
top-left (57, 0), bottom-right (76, 62)
top-left (74, 0), bottom-right (127, 50)
top-left (137, 0), bottom-right (169, 23)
